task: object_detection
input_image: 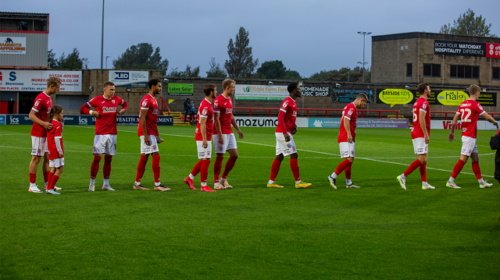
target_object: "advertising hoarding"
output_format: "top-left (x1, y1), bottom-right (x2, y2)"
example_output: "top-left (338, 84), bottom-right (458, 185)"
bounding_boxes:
top-left (0, 70), bottom-right (82, 92)
top-left (168, 83), bottom-right (194, 96)
top-left (0, 37), bottom-right (26, 54)
top-left (109, 71), bottom-right (149, 87)
top-left (235, 85), bottom-right (288, 101)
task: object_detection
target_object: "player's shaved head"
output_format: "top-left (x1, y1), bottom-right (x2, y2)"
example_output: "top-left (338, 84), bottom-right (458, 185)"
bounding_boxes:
top-left (469, 84), bottom-right (480, 95)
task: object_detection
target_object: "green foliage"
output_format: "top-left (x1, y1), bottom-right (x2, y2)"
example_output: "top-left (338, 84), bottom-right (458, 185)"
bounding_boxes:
top-left (257, 60), bottom-right (286, 79)
top-left (308, 66), bottom-right (369, 82)
top-left (1, 125), bottom-right (499, 278)
top-left (439, 9), bottom-right (496, 37)
top-left (225, 27), bottom-right (259, 78)
top-left (283, 70), bottom-right (302, 80)
top-left (169, 65), bottom-right (200, 77)
top-left (47, 48), bottom-right (88, 69)
top-left (206, 57), bottom-right (226, 78)
top-left (113, 43), bottom-right (169, 74)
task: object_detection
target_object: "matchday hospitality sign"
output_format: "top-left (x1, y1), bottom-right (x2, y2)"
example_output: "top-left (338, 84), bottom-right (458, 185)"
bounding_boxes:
top-left (0, 70), bottom-right (82, 92)
top-left (109, 71), bottom-right (148, 87)
top-left (168, 83), bottom-right (194, 96)
top-left (0, 37), bottom-right (26, 54)
top-left (235, 85), bottom-right (288, 101)
top-left (435, 40), bottom-right (500, 58)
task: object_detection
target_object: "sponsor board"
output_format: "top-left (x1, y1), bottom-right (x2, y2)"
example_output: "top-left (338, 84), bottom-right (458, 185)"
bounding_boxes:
top-left (434, 40), bottom-right (486, 57)
top-left (235, 117), bottom-right (307, 127)
top-left (235, 85), bottom-right (288, 101)
top-left (309, 118), bottom-right (408, 129)
top-left (109, 71), bottom-right (148, 87)
top-left (378, 89), bottom-right (414, 107)
top-left (302, 86), bottom-right (330, 97)
top-left (331, 89), bottom-right (375, 103)
top-left (0, 115), bottom-right (5, 125)
top-left (5, 115), bottom-right (173, 126)
top-left (0, 70), bottom-right (82, 92)
top-left (0, 37), bottom-right (26, 54)
top-left (487, 43), bottom-right (500, 59)
top-left (168, 83), bottom-right (194, 96)
top-left (436, 91), bottom-right (469, 106)
top-left (431, 120), bottom-right (497, 130)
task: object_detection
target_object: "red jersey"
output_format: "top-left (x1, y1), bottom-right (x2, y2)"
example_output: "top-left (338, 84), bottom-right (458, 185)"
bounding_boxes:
top-left (83, 95), bottom-right (127, 135)
top-left (47, 120), bottom-right (64, 160)
top-left (213, 94), bottom-right (233, 134)
top-left (411, 97), bottom-right (431, 139)
top-left (138, 94), bottom-right (159, 137)
top-left (31, 92), bottom-right (52, 137)
top-left (457, 99), bottom-right (485, 138)
top-left (338, 103), bottom-right (358, 143)
top-left (195, 99), bottom-right (214, 141)
top-left (276, 97), bottom-right (297, 134)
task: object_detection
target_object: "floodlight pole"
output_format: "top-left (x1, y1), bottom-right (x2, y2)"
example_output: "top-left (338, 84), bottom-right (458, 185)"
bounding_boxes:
top-left (358, 31), bottom-right (372, 83)
top-left (100, 0), bottom-right (105, 69)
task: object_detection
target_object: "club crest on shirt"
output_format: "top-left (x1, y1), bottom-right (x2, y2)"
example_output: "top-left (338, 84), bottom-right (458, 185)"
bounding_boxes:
top-left (112, 99), bottom-right (116, 104)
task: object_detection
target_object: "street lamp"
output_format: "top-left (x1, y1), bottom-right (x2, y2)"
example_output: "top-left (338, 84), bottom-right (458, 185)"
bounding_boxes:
top-left (100, 0), bottom-right (105, 69)
top-left (106, 56), bottom-right (110, 69)
top-left (357, 31), bottom-right (372, 83)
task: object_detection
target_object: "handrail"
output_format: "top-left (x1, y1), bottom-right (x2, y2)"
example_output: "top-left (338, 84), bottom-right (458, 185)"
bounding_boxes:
top-left (160, 97), bottom-right (170, 115)
top-left (432, 111), bottom-right (500, 120)
top-left (231, 107), bottom-right (400, 119)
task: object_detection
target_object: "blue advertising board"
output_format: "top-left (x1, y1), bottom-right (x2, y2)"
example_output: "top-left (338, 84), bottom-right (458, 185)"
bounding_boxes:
top-left (308, 118), bottom-right (408, 129)
top-left (4, 115), bottom-right (173, 126)
top-left (0, 115), bottom-right (5, 125)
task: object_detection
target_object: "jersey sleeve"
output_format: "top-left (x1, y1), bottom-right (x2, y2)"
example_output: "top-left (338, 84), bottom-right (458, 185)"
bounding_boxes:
top-left (280, 100), bottom-right (289, 113)
top-left (54, 124), bottom-right (62, 138)
top-left (420, 101), bottom-right (428, 113)
top-left (476, 102), bottom-right (485, 115)
top-left (344, 105), bottom-right (354, 120)
top-left (199, 105), bottom-right (209, 118)
top-left (32, 97), bottom-right (44, 112)
top-left (213, 99), bottom-right (220, 113)
top-left (140, 98), bottom-right (150, 110)
top-left (119, 96), bottom-right (128, 110)
top-left (88, 97), bottom-right (99, 108)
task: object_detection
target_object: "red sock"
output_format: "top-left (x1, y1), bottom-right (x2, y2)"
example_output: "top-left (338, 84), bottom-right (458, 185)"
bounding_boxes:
top-left (334, 159), bottom-right (352, 175)
top-left (43, 171), bottom-right (50, 184)
top-left (472, 161), bottom-right (482, 180)
top-left (48, 172), bottom-right (54, 186)
top-left (214, 156), bottom-right (224, 183)
top-left (90, 155), bottom-right (102, 179)
top-left (191, 160), bottom-right (203, 177)
top-left (419, 163), bottom-right (427, 182)
top-left (201, 160), bottom-right (211, 184)
top-left (103, 155), bottom-right (112, 179)
top-left (451, 159), bottom-right (466, 179)
top-left (48, 174), bottom-right (60, 190)
top-left (403, 159), bottom-right (422, 177)
top-left (290, 158), bottom-right (300, 181)
top-left (345, 165), bottom-right (352, 179)
top-left (135, 155), bottom-right (148, 182)
top-left (269, 159), bottom-right (282, 181)
top-left (29, 173), bottom-right (36, 184)
top-left (152, 155), bottom-right (161, 183)
top-left (222, 156), bottom-right (237, 179)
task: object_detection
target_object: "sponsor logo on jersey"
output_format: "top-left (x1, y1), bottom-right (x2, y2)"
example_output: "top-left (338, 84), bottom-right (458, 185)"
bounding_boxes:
top-left (225, 108), bottom-right (232, 114)
top-left (102, 106), bottom-right (118, 113)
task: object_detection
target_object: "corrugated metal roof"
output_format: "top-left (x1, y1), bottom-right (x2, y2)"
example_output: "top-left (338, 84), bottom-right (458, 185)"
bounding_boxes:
top-left (0, 12), bottom-right (49, 16)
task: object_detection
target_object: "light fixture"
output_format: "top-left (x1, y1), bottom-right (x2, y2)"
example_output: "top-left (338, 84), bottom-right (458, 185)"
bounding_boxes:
top-left (89, 86), bottom-right (94, 92)
top-left (335, 83), bottom-right (341, 88)
top-left (405, 85), bottom-right (410, 90)
top-left (163, 78), bottom-right (169, 83)
top-left (268, 81), bottom-right (273, 85)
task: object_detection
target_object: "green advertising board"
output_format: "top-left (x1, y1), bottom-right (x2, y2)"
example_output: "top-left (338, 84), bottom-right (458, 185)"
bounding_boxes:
top-left (168, 83), bottom-right (194, 96)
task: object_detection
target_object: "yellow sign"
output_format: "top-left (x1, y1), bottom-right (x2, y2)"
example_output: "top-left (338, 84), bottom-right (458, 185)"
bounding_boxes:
top-left (437, 91), bottom-right (469, 106)
top-left (379, 89), bottom-right (414, 107)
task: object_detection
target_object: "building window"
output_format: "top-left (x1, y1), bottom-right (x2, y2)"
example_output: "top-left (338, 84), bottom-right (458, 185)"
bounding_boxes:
top-left (406, 63), bottom-right (412, 77)
top-left (493, 67), bottom-right (500, 80)
top-left (423, 64), bottom-right (440, 77)
top-left (450, 65), bottom-right (479, 79)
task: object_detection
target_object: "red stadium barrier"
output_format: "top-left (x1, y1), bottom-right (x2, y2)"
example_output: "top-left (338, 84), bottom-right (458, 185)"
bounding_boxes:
top-left (433, 111), bottom-right (500, 120)
top-left (231, 107), bottom-right (400, 119)
top-left (160, 97), bottom-right (170, 115)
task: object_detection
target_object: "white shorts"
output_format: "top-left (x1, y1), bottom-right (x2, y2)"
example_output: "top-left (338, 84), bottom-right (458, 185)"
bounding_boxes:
top-left (461, 136), bottom-right (478, 156)
top-left (49, 157), bottom-right (64, 168)
top-left (339, 142), bottom-right (355, 158)
top-left (93, 134), bottom-right (117, 155)
top-left (140, 135), bottom-right (159, 155)
top-left (412, 138), bottom-right (428, 155)
top-left (275, 132), bottom-right (297, 156)
top-left (31, 136), bottom-right (49, 156)
top-left (196, 140), bottom-right (212, 159)
top-left (213, 133), bottom-right (238, 154)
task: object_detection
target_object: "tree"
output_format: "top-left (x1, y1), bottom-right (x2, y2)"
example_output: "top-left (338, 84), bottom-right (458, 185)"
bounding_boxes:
top-left (439, 9), bottom-right (496, 37)
top-left (256, 60), bottom-right (286, 79)
top-left (47, 48), bottom-right (88, 69)
top-left (225, 27), bottom-right (259, 78)
top-left (113, 43), bottom-right (169, 74)
top-left (307, 66), bottom-right (369, 83)
top-left (206, 57), bottom-right (226, 78)
top-left (283, 70), bottom-right (302, 80)
top-left (169, 65), bottom-right (200, 77)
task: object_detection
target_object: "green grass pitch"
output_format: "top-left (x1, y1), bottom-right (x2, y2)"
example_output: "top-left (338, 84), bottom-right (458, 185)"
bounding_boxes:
top-left (1, 125), bottom-right (499, 279)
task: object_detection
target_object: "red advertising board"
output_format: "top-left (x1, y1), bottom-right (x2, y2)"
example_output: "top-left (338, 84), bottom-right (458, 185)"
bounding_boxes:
top-left (486, 43), bottom-right (500, 58)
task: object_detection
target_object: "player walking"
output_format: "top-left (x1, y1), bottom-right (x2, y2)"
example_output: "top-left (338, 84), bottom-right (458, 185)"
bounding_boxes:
top-left (45, 105), bottom-right (64, 195)
top-left (184, 84), bottom-right (217, 192)
top-left (133, 79), bottom-right (170, 191)
top-left (446, 84), bottom-right (498, 189)
top-left (328, 93), bottom-right (368, 189)
top-left (267, 82), bottom-right (311, 189)
top-left (28, 77), bottom-right (62, 193)
top-left (213, 79), bottom-right (244, 190)
top-left (80, 81), bottom-right (128, 191)
top-left (397, 83), bottom-right (435, 190)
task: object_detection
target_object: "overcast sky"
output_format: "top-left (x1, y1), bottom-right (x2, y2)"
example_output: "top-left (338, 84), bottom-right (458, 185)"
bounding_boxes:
top-left (3, 0), bottom-right (499, 77)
